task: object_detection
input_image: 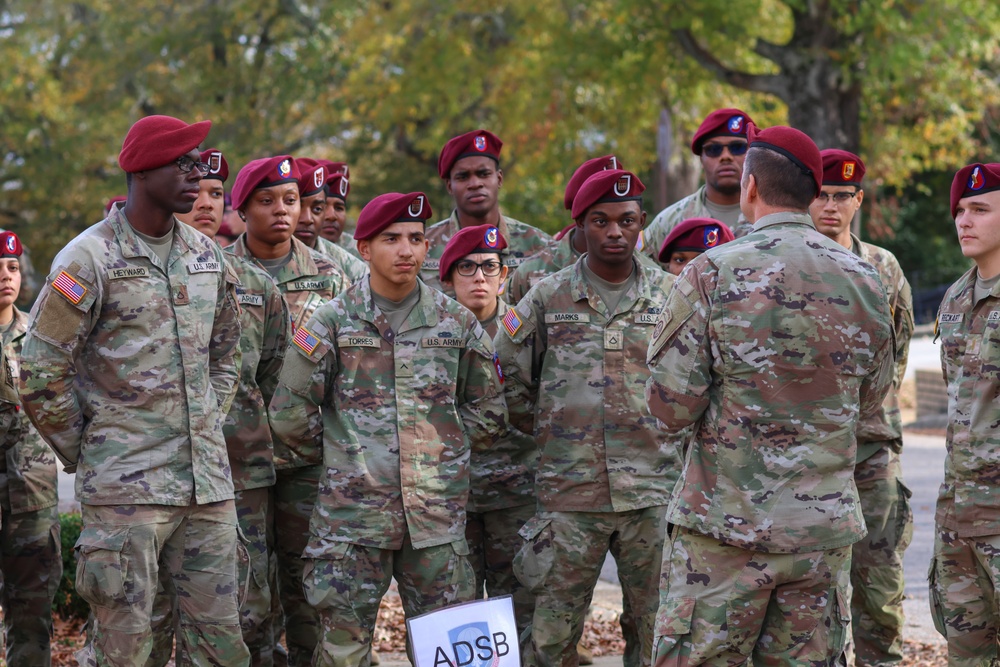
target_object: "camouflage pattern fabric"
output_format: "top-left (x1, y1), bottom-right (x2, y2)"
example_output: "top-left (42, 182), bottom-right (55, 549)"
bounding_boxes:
top-left (645, 211), bottom-right (894, 554)
top-left (495, 257), bottom-right (680, 514)
top-left (269, 277), bottom-right (507, 552)
top-left (19, 206), bottom-right (242, 504)
top-left (466, 504), bottom-right (536, 641)
top-left (74, 501), bottom-right (249, 667)
top-left (303, 536), bottom-right (475, 667)
top-left (421, 211), bottom-right (552, 293)
top-left (504, 229), bottom-right (582, 306)
top-left (516, 508), bottom-right (667, 667)
top-left (0, 308), bottom-right (61, 667)
top-left (654, 526), bottom-right (851, 665)
top-left (852, 446), bottom-right (913, 666)
top-left (337, 230), bottom-right (360, 259)
top-left (639, 185), bottom-right (752, 268)
top-left (312, 235), bottom-right (368, 284)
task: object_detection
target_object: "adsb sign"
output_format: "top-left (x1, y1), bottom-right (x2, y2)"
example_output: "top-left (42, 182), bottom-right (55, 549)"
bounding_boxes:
top-left (407, 596), bottom-right (520, 667)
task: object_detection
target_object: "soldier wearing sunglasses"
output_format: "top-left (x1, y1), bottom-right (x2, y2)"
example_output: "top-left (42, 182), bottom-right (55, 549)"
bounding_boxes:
top-left (641, 108), bottom-right (754, 268)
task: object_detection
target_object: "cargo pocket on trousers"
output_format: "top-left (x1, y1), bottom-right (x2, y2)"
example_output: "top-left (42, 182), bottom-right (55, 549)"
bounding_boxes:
top-left (829, 587), bottom-right (852, 663)
top-left (235, 526), bottom-right (252, 610)
top-left (74, 526), bottom-right (132, 612)
top-left (302, 542), bottom-right (354, 612)
top-left (447, 539), bottom-right (476, 603)
top-left (927, 556), bottom-right (948, 637)
top-left (895, 480), bottom-right (914, 552)
top-left (512, 516), bottom-right (554, 593)
top-left (653, 595), bottom-right (695, 664)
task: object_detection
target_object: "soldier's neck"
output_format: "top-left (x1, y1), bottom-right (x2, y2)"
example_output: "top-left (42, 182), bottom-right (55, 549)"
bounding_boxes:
top-left (456, 208), bottom-right (501, 229)
top-left (246, 235), bottom-right (292, 260)
top-left (705, 186), bottom-right (741, 207)
top-left (122, 199), bottom-right (176, 237)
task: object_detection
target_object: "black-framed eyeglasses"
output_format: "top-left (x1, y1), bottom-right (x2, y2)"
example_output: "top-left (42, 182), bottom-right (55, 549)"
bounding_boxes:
top-left (815, 191), bottom-right (859, 204)
top-left (175, 156), bottom-right (211, 174)
top-left (455, 259), bottom-right (503, 277)
top-left (702, 141), bottom-right (748, 158)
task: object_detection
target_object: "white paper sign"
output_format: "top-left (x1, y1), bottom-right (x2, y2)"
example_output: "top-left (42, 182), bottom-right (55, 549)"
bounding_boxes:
top-left (406, 596), bottom-right (520, 667)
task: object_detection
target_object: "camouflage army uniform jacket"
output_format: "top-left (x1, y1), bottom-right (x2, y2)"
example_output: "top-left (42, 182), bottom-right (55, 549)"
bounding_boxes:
top-left (640, 185), bottom-right (752, 266)
top-left (19, 207), bottom-right (242, 506)
top-left (470, 299), bottom-right (537, 513)
top-left (421, 211), bottom-right (553, 293)
top-left (851, 234), bottom-right (914, 460)
top-left (313, 235), bottom-right (368, 284)
top-left (269, 278), bottom-right (507, 551)
top-left (646, 211), bottom-right (894, 553)
top-left (935, 267), bottom-right (1000, 537)
top-left (495, 256), bottom-right (680, 513)
top-left (0, 309), bottom-right (58, 514)
top-left (226, 255), bottom-right (290, 491)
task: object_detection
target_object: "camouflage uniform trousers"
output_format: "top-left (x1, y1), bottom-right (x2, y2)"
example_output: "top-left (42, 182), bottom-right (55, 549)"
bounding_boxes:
top-left (653, 525), bottom-right (851, 667)
top-left (514, 507), bottom-right (668, 667)
top-left (851, 444), bottom-right (913, 667)
top-left (0, 503), bottom-right (61, 667)
top-left (74, 501), bottom-right (250, 667)
top-left (929, 530), bottom-right (1000, 666)
top-left (303, 533), bottom-right (475, 667)
top-left (273, 464), bottom-right (323, 667)
top-left (466, 503), bottom-right (536, 645)
top-left (146, 487), bottom-right (273, 666)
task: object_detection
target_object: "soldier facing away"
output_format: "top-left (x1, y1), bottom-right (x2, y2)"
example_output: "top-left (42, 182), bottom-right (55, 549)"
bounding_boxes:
top-left (269, 191), bottom-right (507, 667)
top-left (646, 124), bottom-right (894, 665)
top-left (930, 162), bottom-right (1000, 665)
top-left (809, 149), bottom-right (914, 667)
top-left (19, 115), bottom-right (249, 666)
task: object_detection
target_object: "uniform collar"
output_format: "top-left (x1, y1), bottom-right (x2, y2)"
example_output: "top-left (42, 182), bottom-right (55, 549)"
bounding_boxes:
top-left (108, 205), bottom-right (194, 268)
top-left (752, 211), bottom-right (815, 231)
top-left (354, 277), bottom-right (440, 336)
top-left (569, 254), bottom-right (649, 316)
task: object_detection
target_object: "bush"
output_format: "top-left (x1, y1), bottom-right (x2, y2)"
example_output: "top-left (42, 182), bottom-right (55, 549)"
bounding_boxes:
top-left (53, 512), bottom-right (88, 621)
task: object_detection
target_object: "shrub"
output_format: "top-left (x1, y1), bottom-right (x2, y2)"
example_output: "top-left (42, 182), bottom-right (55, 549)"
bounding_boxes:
top-left (53, 512), bottom-right (88, 621)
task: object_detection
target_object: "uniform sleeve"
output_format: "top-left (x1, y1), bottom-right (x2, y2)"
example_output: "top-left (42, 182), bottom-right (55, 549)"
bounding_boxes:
top-left (0, 350), bottom-right (22, 454)
top-left (860, 303), bottom-right (897, 425)
top-left (211, 257), bottom-right (243, 414)
top-left (268, 318), bottom-right (335, 467)
top-left (493, 294), bottom-right (542, 440)
top-left (18, 259), bottom-right (100, 472)
top-left (504, 265), bottom-right (530, 306)
top-left (890, 265), bottom-right (914, 390)
top-left (457, 321), bottom-right (508, 453)
top-left (257, 281), bottom-right (290, 407)
top-left (645, 266), bottom-right (714, 433)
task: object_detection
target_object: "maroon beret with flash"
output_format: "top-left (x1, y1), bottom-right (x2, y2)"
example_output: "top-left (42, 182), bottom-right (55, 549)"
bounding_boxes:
top-left (438, 224), bottom-right (508, 281)
top-left (691, 108), bottom-right (753, 155)
top-left (658, 217), bottom-right (734, 262)
top-left (820, 149), bottom-right (865, 186)
top-left (571, 169), bottom-right (645, 220)
top-left (0, 231), bottom-right (23, 259)
top-left (119, 115), bottom-right (212, 173)
top-left (200, 148), bottom-right (229, 182)
top-left (231, 156), bottom-right (299, 211)
top-left (951, 163), bottom-right (1000, 217)
top-left (438, 130), bottom-right (503, 179)
top-left (295, 158), bottom-right (328, 198)
top-left (326, 172), bottom-right (350, 201)
top-left (747, 123), bottom-right (823, 196)
top-left (354, 192), bottom-right (433, 241)
top-left (564, 155), bottom-right (624, 210)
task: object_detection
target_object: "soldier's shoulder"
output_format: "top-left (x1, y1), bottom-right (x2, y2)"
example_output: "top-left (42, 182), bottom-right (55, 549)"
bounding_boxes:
top-left (310, 247), bottom-right (349, 281)
top-left (52, 220), bottom-right (119, 270)
top-left (226, 253), bottom-right (275, 290)
top-left (652, 189), bottom-right (704, 222)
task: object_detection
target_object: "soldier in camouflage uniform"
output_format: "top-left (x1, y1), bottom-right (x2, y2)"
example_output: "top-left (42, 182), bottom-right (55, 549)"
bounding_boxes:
top-left (656, 217), bottom-right (735, 276)
top-left (640, 108), bottom-right (755, 267)
top-left (810, 149), bottom-right (914, 666)
top-left (19, 115), bottom-right (249, 666)
top-left (646, 125), bottom-right (895, 666)
top-left (496, 170), bottom-right (678, 667)
top-left (0, 231), bottom-right (60, 667)
top-left (317, 164), bottom-right (360, 258)
top-left (292, 159), bottom-right (367, 283)
top-left (438, 224), bottom-right (538, 642)
top-left (228, 155), bottom-right (349, 666)
top-left (145, 148), bottom-right (291, 667)
top-left (269, 191), bottom-right (507, 667)
top-left (930, 162), bottom-right (1000, 665)
top-left (420, 130), bottom-right (552, 293)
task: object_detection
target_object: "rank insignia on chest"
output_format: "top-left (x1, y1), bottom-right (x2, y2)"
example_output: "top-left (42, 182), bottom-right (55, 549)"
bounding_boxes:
top-left (502, 308), bottom-right (523, 337)
top-left (52, 271), bottom-right (87, 304)
top-left (293, 327), bottom-right (321, 355)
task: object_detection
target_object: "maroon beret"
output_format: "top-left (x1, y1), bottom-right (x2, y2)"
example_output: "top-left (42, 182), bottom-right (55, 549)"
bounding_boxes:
top-left (951, 163), bottom-right (1000, 217)
top-left (438, 224), bottom-right (508, 281)
top-left (554, 222), bottom-right (576, 241)
top-left (564, 155), bottom-right (624, 210)
top-left (231, 156), bottom-right (299, 211)
top-left (354, 192), bottom-right (433, 241)
top-left (0, 231), bottom-right (23, 259)
top-left (747, 123), bottom-right (823, 196)
top-left (571, 169), bottom-right (645, 220)
top-left (658, 217), bottom-right (735, 262)
top-left (438, 130), bottom-right (503, 179)
top-left (104, 195), bottom-right (127, 214)
top-left (119, 115), bottom-right (212, 173)
top-left (691, 108), bottom-right (753, 155)
top-left (316, 160), bottom-right (349, 178)
top-left (326, 171), bottom-right (351, 201)
top-left (295, 158), bottom-right (328, 198)
top-left (820, 149), bottom-right (865, 186)
top-left (200, 148), bottom-right (229, 182)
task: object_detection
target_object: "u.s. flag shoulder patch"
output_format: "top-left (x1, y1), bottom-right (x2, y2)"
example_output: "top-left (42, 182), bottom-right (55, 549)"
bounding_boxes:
top-left (52, 271), bottom-right (87, 304)
top-left (502, 307), bottom-right (523, 337)
top-left (292, 327), bottom-right (321, 356)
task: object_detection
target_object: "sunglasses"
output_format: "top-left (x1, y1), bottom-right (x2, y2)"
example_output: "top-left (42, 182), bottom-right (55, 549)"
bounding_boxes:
top-left (175, 156), bottom-right (211, 174)
top-left (702, 142), bottom-right (749, 158)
